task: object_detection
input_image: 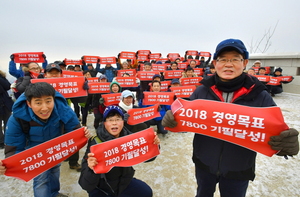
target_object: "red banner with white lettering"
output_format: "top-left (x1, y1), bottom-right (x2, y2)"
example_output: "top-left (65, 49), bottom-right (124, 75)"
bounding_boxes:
top-left (88, 82), bottom-right (110, 94)
top-left (119, 51), bottom-right (136, 59)
top-left (167, 53), bottom-right (180, 62)
top-left (152, 64), bottom-right (167, 71)
top-left (137, 55), bottom-right (149, 62)
top-left (164, 70), bottom-right (183, 79)
top-left (115, 77), bottom-right (138, 87)
top-left (142, 92), bottom-right (175, 105)
top-left (64, 58), bottom-right (83, 65)
top-left (194, 68), bottom-right (204, 76)
top-left (180, 77), bottom-right (203, 86)
top-left (102, 93), bottom-right (122, 106)
top-left (254, 75), bottom-right (270, 83)
top-left (127, 104), bottom-right (161, 125)
top-left (149, 81), bottom-right (171, 92)
top-left (186, 50), bottom-right (198, 56)
top-left (165, 98), bottom-right (289, 157)
top-left (88, 77), bottom-right (100, 83)
top-left (149, 53), bottom-right (162, 60)
top-left (2, 128), bottom-right (87, 182)
top-left (199, 51), bottom-right (211, 57)
top-left (31, 77), bottom-right (87, 98)
top-left (170, 86), bottom-right (196, 98)
top-left (91, 127), bottom-right (160, 174)
top-left (278, 76), bottom-right (293, 83)
top-left (99, 57), bottom-right (117, 64)
top-left (62, 70), bottom-right (84, 77)
top-left (13, 52), bottom-right (45, 63)
top-left (137, 71), bottom-right (160, 81)
top-left (267, 77), bottom-right (282, 86)
top-left (178, 62), bottom-right (188, 70)
top-left (83, 56), bottom-right (100, 64)
top-left (137, 50), bottom-right (151, 55)
top-left (117, 69), bottom-right (137, 77)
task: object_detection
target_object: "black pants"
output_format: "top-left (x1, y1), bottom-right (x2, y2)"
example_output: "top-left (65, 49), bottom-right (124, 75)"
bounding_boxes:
top-left (0, 107), bottom-right (11, 145)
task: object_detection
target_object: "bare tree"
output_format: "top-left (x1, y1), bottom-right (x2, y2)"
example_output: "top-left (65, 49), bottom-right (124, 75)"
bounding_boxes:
top-left (248, 20), bottom-right (279, 53)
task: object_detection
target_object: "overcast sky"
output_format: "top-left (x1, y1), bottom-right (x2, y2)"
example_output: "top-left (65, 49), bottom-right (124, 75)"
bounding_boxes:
top-left (1, 0), bottom-right (299, 80)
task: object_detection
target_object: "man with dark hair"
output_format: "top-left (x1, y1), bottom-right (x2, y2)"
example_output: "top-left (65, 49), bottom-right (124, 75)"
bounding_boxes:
top-left (0, 82), bottom-right (90, 197)
top-left (162, 38), bottom-right (299, 197)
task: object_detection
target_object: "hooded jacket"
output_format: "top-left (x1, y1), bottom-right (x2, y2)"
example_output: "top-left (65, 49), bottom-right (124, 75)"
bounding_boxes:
top-left (4, 91), bottom-right (80, 157)
top-left (190, 73), bottom-right (276, 181)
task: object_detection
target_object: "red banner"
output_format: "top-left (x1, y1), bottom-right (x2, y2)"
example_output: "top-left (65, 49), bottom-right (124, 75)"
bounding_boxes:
top-left (83, 56), bottom-right (100, 64)
top-left (137, 55), bottom-right (149, 62)
top-left (13, 52), bottom-right (45, 63)
top-left (149, 53), bottom-right (162, 60)
top-left (64, 58), bottom-right (82, 65)
top-left (2, 128), bottom-right (87, 182)
top-left (167, 53), bottom-right (180, 62)
top-left (31, 77), bottom-right (87, 98)
top-left (99, 57), bottom-right (117, 64)
top-left (254, 75), bottom-right (270, 83)
top-left (119, 51), bottom-right (136, 59)
top-left (115, 77), bottom-right (138, 87)
top-left (180, 77), bottom-right (203, 86)
top-left (152, 64), bottom-right (167, 71)
top-left (91, 127), bottom-right (160, 174)
top-left (178, 62), bottom-right (188, 70)
top-left (252, 67), bottom-right (271, 74)
top-left (142, 92), bottom-right (175, 105)
top-left (267, 77), bottom-right (282, 86)
top-left (194, 68), bottom-right (204, 76)
top-left (170, 86), bottom-right (196, 98)
top-left (88, 82), bottom-right (110, 94)
top-left (278, 76), bottom-right (293, 83)
top-left (88, 77), bottom-right (99, 83)
top-left (137, 71), bottom-right (160, 81)
top-left (102, 93), bottom-right (122, 106)
top-left (156, 58), bottom-right (169, 64)
top-left (199, 51), bottom-right (211, 57)
top-left (149, 81), bottom-right (171, 92)
top-left (127, 104), bottom-right (161, 125)
top-left (117, 69), bottom-right (137, 77)
top-left (166, 98), bottom-right (289, 157)
top-left (164, 70), bottom-right (183, 79)
top-left (186, 50), bottom-right (198, 56)
top-left (62, 70), bottom-right (84, 77)
top-left (137, 50), bottom-right (151, 55)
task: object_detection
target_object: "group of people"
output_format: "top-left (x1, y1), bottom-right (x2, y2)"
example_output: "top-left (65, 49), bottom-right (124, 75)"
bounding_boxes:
top-left (0, 38), bottom-right (298, 197)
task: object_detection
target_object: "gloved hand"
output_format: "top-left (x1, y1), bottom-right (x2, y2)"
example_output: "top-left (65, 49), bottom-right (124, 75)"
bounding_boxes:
top-left (24, 72), bottom-right (31, 77)
top-left (162, 110), bottom-right (177, 128)
top-left (268, 128), bottom-right (299, 156)
top-left (42, 54), bottom-right (46, 59)
top-left (124, 113), bottom-right (130, 122)
top-left (99, 98), bottom-right (104, 104)
top-left (10, 54), bottom-right (14, 61)
top-left (83, 81), bottom-right (89, 90)
top-left (157, 105), bottom-right (162, 111)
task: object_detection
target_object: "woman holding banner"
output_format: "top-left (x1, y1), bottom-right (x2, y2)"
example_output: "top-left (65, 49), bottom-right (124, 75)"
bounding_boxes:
top-left (79, 105), bottom-right (160, 197)
top-left (162, 38), bottom-right (299, 197)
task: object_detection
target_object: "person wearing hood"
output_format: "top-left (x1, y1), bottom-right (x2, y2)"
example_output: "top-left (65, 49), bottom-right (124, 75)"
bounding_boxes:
top-left (97, 63), bottom-right (117, 82)
top-left (269, 67), bottom-right (293, 96)
top-left (118, 90), bottom-right (148, 133)
top-left (162, 38), bottom-right (299, 197)
top-left (79, 105), bottom-right (160, 197)
top-left (0, 82), bottom-right (90, 197)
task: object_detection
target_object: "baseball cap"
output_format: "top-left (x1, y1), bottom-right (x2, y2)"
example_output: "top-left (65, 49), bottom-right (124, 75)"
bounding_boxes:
top-left (99, 75), bottom-right (107, 80)
top-left (213, 38), bottom-right (249, 60)
top-left (121, 90), bottom-right (134, 100)
top-left (171, 78), bottom-right (180, 84)
top-left (45, 63), bottom-right (62, 73)
top-left (103, 105), bottom-right (124, 121)
top-left (152, 74), bottom-right (161, 80)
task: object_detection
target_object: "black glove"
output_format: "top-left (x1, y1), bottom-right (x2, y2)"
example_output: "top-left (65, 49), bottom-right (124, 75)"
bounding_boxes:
top-left (99, 98), bottom-right (104, 104)
top-left (162, 110), bottom-right (177, 128)
top-left (268, 128), bottom-right (299, 156)
top-left (157, 105), bottom-right (162, 111)
top-left (24, 72), bottom-right (31, 77)
top-left (82, 59), bottom-right (86, 65)
top-left (10, 54), bottom-right (14, 61)
top-left (97, 58), bottom-right (100, 63)
top-left (83, 81), bottom-right (89, 90)
top-left (124, 113), bottom-right (130, 122)
top-left (42, 54), bottom-right (46, 59)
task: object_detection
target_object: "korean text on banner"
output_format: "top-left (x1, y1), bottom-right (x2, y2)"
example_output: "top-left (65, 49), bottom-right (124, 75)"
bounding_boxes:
top-left (31, 77), bottom-right (87, 98)
top-left (142, 92), bottom-right (175, 105)
top-left (2, 128), bottom-right (87, 182)
top-left (13, 52), bottom-right (45, 64)
top-left (166, 98), bottom-right (289, 157)
top-left (91, 127), bottom-right (160, 174)
top-left (127, 104), bottom-right (161, 125)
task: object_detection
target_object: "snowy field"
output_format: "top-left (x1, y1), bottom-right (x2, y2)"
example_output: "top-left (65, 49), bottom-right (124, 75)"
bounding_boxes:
top-left (0, 92), bottom-right (299, 197)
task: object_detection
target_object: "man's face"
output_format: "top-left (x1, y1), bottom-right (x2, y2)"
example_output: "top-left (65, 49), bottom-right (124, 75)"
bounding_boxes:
top-left (84, 72), bottom-right (91, 78)
top-left (274, 71), bottom-right (281, 76)
top-left (88, 66), bottom-right (93, 70)
top-left (28, 63), bottom-right (41, 74)
top-left (144, 65), bottom-right (151, 71)
top-left (100, 78), bottom-right (107, 82)
top-left (153, 77), bottom-right (161, 81)
top-left (186, 70), bottom-right (194, 77)
top-left (171, 83), bottom-right (180, 87)
top-left (152, 82), bottom-right (161, 92)
top-left (74, 66), bottom-right (81, 71)
top-left (189, 61), bottom-right (196, 68)
top-left (171, 64), bottom-right (178, 70)
top-left (210, 68), bottom-right (216, 74)
top-left (123, 96), bottom-right (133, 106)
top-left (104, 114), bottom-right (124, 138)
top-left (247, 69), bottom-right (255, 75)
top-left (258, 69), bottom-right (266, 75)
top-left (213, 51), bottom-right (248, 82)
top-left (26, 96), bottom-right (54, 120)
top-left (45, 69), bottom-right (62, 78)
top-left (254, 62), bottom-right (261, 67)
top-left (122, 63), bottom-right (129, 69)
top-left (111, 84), bottom-right (119, 93)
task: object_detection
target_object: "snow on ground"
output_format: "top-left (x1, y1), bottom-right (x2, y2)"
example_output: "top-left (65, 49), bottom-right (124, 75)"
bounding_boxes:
top-left (0, 92), bottom-right (299, 197)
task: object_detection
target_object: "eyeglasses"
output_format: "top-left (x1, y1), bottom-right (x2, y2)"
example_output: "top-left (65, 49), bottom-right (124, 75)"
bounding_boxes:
top-left (216, 58), bottom-right (244, 64)
top-left (106, 118), bottom-right (123, 123)
top-left (29, 67), bottom-right (40, 71)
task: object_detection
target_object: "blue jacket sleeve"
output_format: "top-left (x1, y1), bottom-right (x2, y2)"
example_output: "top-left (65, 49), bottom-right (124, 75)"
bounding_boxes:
top-left (9, 61), bottom-right (23, 78)
top-left (42, 59), bottom-right (48, 69)
top-left (96, 63), bottom-right (102, 73)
